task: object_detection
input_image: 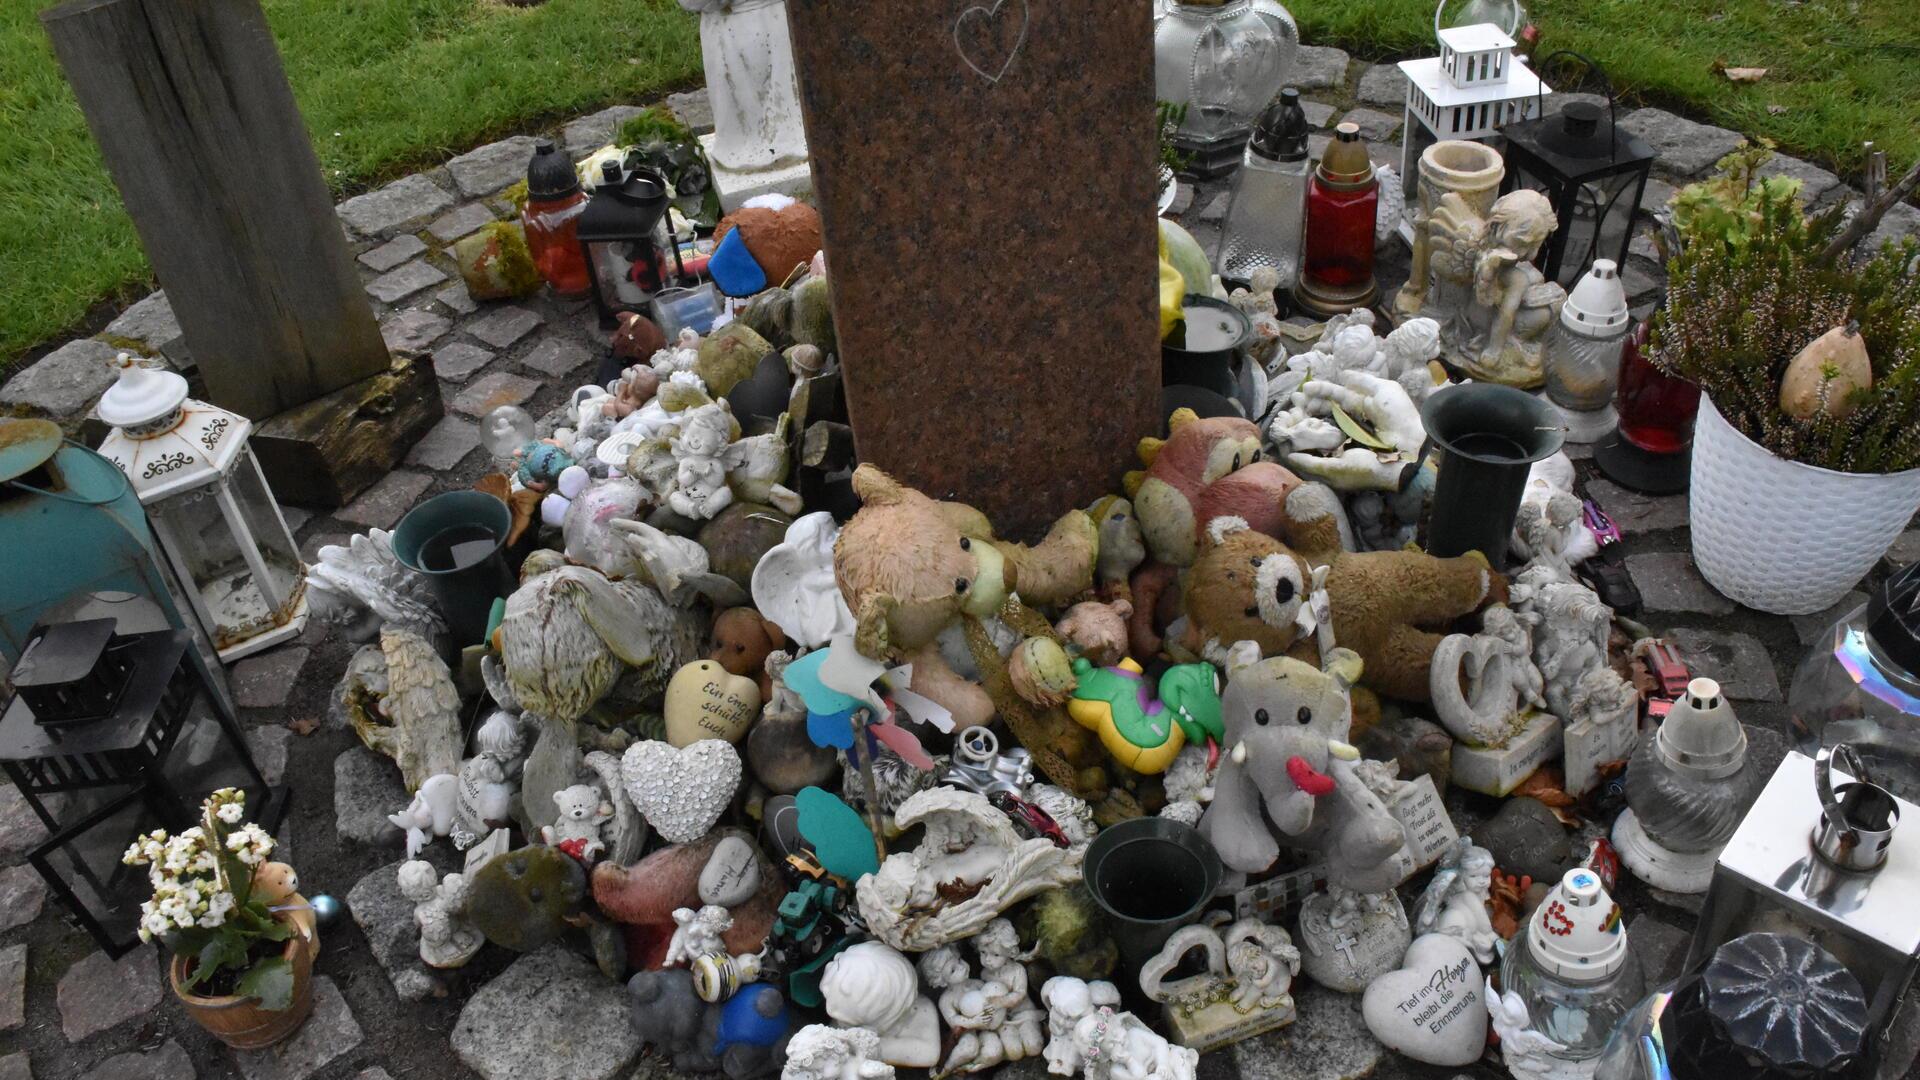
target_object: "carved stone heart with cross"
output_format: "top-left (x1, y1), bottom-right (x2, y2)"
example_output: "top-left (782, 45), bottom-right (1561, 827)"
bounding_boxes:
top-left (620, 739), bottom-right (743, 844)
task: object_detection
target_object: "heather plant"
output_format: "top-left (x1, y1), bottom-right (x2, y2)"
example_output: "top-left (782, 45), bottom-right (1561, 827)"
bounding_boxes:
top-left (1649, 181), bottom-right (1920, 474)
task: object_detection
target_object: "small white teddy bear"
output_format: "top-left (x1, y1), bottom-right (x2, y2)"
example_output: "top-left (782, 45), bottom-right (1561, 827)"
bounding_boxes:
top-left (540, 783), bottom-right (614, 863)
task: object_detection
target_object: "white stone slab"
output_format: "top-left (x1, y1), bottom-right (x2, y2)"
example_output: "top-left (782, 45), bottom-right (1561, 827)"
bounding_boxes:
top-left (1451, 713), bottom-right (1563, 796)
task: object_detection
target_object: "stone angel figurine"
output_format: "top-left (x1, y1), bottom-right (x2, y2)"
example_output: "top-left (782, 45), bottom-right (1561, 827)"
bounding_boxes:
top-left (305, 528), bottom-right (447, 644)
top-left (1486, 975), bottom-right (1570, 1080)
top-left (398, 860), bottom-right (483, 969)
top-left (666, 402), bottom-right (737, 520)
top-left (1412, 838), bottom-right (1500, 965)
top-left (1397, 189), bottom-right (1566, 388)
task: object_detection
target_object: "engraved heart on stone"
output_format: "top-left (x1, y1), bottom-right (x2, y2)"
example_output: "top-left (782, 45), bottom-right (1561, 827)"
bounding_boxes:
top-left (620, 739), bottom-right (743, 845)
top-left (954, 0), bottom-right (1029, 85)
top-left (1359, 933), bottom-right (1488, 1067)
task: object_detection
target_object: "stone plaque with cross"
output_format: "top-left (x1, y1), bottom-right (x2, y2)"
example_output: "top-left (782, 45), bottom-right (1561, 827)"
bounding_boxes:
top-left (786, 0), bottom-right (1162, 539)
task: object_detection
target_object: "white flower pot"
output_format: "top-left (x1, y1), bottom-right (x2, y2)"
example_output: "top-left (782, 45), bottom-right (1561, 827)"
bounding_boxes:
top-left (1689, 395), bottom-right (1920, 614)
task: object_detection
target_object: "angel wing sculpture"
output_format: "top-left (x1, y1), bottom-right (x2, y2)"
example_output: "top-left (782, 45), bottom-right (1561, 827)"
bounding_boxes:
top-left (306, 529), bottom-right (447, 643)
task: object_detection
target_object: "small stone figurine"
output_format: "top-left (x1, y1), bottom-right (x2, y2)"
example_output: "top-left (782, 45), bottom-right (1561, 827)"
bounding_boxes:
top-left (666, 904), bottom-right (735, 967)
top-left (1037, 975), bottom-right (1200, 1080)
top-left (782, 1025), bottom-right (897, 1080)
top-left (1394, 189), bottom-right (1567, 388)
top-left (819, 942), bottom-right (941, 1068)
top-left (1039, 978), bottom-right (1121, 1075)
top-left (916, 920), bottom-right (1046, 1077)
top-left (397, 860), bottom-right (483, 968)
top-left (1138, 914), bottom-right (1301, 1050)
top-left (667, 402), bottom-right (737, 520)
top-left (1412, 838), bottom-right (1499, 965)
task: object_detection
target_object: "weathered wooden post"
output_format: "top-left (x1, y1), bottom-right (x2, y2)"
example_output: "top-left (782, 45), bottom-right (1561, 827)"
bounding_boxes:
top-left (786, 0), bottom-right (1161, 539)
top-left (42, 0), bottom-right (441, 507)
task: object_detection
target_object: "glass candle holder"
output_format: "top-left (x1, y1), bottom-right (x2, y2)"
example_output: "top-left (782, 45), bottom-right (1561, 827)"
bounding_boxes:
top-left (1544, 259), bottom-right (1631, 443)
top-left (1154, 0), bottom-right (1291, 177)
top-left (1501, 868), bottom-right (1646, 1067)
top-left (1218, 87), bottom-right (1312, 286)
top-left (1294, 122), bottom-right (1378, 316)
top-left (522, 138), bottom-right (592, 300)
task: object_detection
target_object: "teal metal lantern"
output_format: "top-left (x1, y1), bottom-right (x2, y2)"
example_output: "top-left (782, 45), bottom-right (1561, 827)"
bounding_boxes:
top-left (0, 418), bottom-right (282, 956)
top-left (0, 419), bottom-right (207, 669)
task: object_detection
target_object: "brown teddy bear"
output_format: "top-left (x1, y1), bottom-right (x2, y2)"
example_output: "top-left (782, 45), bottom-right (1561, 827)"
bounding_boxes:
top-left (1179, 484), bottom-right (1497, 704)
top-left (1123, 409), bottom-right (1302, 567)
top-left (834, 465), bottom-right (1108, 793)
top-left (708, 606), bottom-right (786, 700)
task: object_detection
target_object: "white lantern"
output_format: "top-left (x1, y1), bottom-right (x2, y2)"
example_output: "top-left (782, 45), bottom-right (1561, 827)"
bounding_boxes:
top-left (1396, 5), bottom-right (1548, 227)
top-left (96, 355), bottom-right (308, 661)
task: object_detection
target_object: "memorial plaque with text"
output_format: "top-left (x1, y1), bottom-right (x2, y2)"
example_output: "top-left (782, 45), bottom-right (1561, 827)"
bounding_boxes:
top-left (787, 0), bottom-right (1161, 538)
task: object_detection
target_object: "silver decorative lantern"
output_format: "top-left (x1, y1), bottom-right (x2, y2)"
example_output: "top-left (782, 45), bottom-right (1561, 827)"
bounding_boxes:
top-left (96, 355), bottom-right (308, 662)
top-left (1690, 746), bottom-right (1920, 1078)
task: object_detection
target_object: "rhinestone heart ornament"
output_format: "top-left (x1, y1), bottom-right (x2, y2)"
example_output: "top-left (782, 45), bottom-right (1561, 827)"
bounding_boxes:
top-left (621, 739), bottom-right (743, 844)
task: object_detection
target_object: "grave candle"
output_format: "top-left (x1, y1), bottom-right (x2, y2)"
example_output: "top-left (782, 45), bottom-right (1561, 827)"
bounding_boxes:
top-left (1295, 123), bottom-right (1379, 316)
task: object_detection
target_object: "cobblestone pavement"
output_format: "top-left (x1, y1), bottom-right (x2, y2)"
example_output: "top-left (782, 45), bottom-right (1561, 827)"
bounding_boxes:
top-left (3, 63), bottom-right (1918, 1080)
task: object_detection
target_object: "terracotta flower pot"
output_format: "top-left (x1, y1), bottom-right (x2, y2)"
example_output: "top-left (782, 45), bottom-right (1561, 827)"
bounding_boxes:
top-left (169, 914), bottom-right (318, 1050)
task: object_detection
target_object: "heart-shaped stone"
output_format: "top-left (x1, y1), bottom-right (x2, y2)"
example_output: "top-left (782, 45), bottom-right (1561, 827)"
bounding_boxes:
top-left (1360, 933), bottom-right (1487, 1066)
top-left (664, 660), bottom-right (762, 747)
top-left (620, 739), bottom-right (743, 844)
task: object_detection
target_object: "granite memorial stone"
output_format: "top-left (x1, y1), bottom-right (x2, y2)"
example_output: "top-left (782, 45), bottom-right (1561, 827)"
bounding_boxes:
top-left (786, 0), bottom-right (1161, 538)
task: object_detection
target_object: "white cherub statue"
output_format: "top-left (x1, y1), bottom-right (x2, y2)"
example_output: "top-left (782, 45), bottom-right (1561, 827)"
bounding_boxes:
top-left (1413, 838), bottom-right (1499, 965)
top-left (398, 860), bottom-right (483, 968)
top-left (1065, 1005), bottom-right (1198, 1080)
top-left (389, 773), bottom-right (460, 859)
top-left (651, 327), bottom-right (702, 378)
top-left (667, 403), bottom-right (736, 520)
top-left (540, 783), bottom-right (614, 862)
top-left (917, 920), bottom-right (1045, 1077)
top-left (783, 1025), bottom-right (898, 1080)
top-left (1039, 977), bottom-right (1121, 1076)
top-left (1487, 975), bottom-right (1571, 1080)
top-left (666, 904), bottom-right (735, 967)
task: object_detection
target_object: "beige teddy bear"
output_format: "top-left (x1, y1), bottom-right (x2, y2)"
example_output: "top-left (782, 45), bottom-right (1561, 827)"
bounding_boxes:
top-left (542, 784), bottom-right (614, 863)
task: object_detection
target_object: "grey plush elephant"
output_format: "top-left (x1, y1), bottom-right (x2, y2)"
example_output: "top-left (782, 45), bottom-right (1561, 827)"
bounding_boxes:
top-left (1198, 643), bottom-right (1414, 894)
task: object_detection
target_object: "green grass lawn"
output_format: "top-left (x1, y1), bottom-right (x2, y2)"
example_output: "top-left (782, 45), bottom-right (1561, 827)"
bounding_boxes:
top-left (1303, 0), bottom-right (1918, 178)
top-left (2, 0), bottom-right (1914, 374)
top-left (0, 0), bottom-right (700, 372)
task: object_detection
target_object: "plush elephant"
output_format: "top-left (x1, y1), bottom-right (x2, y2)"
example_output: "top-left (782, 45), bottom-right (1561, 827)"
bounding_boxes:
top-left (1198, 644), bottom-right (1413, 894)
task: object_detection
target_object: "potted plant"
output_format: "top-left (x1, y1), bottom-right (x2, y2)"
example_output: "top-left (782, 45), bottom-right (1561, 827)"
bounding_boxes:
top-left (1649, 158), bottom-right (1920, 614)
top-left (123, 788), bottom-right (318, 1049)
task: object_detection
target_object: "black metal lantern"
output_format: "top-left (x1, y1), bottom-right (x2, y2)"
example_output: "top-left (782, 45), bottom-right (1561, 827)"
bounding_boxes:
top-left (576, 160), bottom-right (677, 324)
top-left (0, 619), bottom-right (285, 955)
top-left (1498, 54), bottom-right (1654, 290)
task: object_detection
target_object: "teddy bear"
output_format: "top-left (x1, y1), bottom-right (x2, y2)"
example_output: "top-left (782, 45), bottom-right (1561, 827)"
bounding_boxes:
top-left (834, 465), bottom-right (1106, 795)
top-left (1054, 599), bottom-right (1133, 667)
top-left (1178, 483), bottom-right (1497, 705)
top-left (542, 783), bottom-right (615, 863)
top-left (709, 606), bottom-right (786, 700)
top-left (1123, 409), bottom-right (1303, 568)
top-left (714, 195), bottom-right (823, 287)
top-left (250, 862), bottom-right (320, 958)
top-left (1198, 644), bottom-right (1414, 894)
